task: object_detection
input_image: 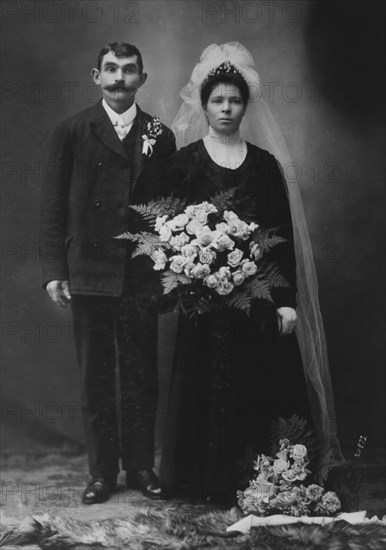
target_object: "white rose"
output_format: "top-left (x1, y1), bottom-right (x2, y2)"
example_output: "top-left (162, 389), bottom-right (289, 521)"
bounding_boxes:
top-left (215, 222), bottom-right (229, 234)
top-left (223, 210), bottom-right (239, 223)
top-left (217, 266), bottom-right (231, 280)
top-left (151, 249), bottom-right (167, 271)
top-left (169, 232), bottom-right (190, 251)
top-left (215, 234), bottom-right (235, 252)
top-left (170, 255), bottom-right (188, 273)
top-left (241, 260), bottom-right (258, 277)
top-left (169, 213), bottom-right (189, 231)
top-left (186, 219), bottom-right (204, 236)
top-left (204, 274), bottom-right (218, 288)
top-left (184, 262), bottom-right (196, 278)
top-left (155, 215), bottom-right (168, 232)
top-left (254, 481), bottom-right (276, 499)
top-left (273, 459), bottom-right (290, 475)
top-left (228, 219), bottom-right (249, 239)
top-left (320, 492), bottom-right (341, 514)
top-left (227, 248), bottom-right (244, 267)
top-left (276, 450), bottom-right (289, 461)
top-left (248, 222), bottom-right (259, 232)
top-left (215, 280), bottom-right (234, 295)
top-left (193, 210), bottom-right (208, 224)
top-left (255, 473), bottom-right (269, 484)
top-left (185, 202), bottom-right (217, 218)
top-left (281, 469), bottom-right (297, 482)
top-left (180, 244), bottom-right (199, 259)
top-left (196, 227), bottom-right (219, 247)
top-left (199, 248), bottom-right (216, 265)
top-left (192, 263), bottom-right (211, 279)
top-left (203, 202), bottom-right (218, 215)
top-left (232, 270), bottom-right (245, 286)
top-left (249, 241), bottom-right (262, 261)
top-left (159, 225), bottom-right (172, 242)
top-left (184, 205), bottom-right (196, 218)
top-left (291, 444), bottom-right (308, 461)
top-left (195, 202), bottom-right (218, 215)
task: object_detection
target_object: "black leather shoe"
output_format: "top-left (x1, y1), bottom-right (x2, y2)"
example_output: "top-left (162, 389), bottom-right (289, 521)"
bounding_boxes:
top-left (82, 476), bottom-right (116, 505)
top-left (126, 469), bottom-right (169, 500)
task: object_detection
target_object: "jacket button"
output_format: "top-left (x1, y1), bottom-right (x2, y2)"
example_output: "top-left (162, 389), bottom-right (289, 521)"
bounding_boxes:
top-left (94, 200), bottom-right (101, 207)
top-left (97, 161), bottom-right (103, 166)
top-left (92, 242), bottom-right (99, 248)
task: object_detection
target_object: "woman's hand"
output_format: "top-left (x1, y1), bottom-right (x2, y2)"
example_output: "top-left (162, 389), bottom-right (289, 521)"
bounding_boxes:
top-left (276, 307), bottom-right (297, 335)
top-left (46, 280), bottom-right (71, 307)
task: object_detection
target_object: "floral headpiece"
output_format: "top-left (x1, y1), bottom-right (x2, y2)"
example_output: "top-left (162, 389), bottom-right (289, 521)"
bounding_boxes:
top-left (201, 61), bottom-right (244, 90)
top-left (207, 60), bottom-right (242, 78)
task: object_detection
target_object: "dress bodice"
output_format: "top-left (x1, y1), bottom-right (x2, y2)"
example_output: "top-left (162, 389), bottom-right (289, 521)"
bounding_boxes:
top-left (165, 139), bottom-right (297, 308)
top-left (198, 139), bottom-right (252, 193)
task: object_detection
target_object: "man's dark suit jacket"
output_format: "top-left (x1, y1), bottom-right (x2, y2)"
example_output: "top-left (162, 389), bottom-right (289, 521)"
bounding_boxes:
top-left (40, 100), bottom-right (176, 296)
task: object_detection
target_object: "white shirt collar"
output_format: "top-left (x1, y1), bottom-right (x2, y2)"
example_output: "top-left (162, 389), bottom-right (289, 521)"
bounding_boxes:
top-left (204, 126), bottom-right (247, 170)
top-left (207, 126), bottom-right (242, 145)
top-left (102, 99), bottom-right (137, 128)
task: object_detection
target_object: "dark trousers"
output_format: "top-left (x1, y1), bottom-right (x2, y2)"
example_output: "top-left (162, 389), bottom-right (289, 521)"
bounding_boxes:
top-left (71, 293), bottom-right (158, 477)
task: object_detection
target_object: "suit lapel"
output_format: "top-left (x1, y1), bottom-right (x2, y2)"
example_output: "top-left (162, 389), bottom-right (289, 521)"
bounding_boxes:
top-left (89, 102), bottom-right (148, 192)
top-left (130, 107), bottom-right (147, 194)
top-left (89, 101), bottom-right (128, 161)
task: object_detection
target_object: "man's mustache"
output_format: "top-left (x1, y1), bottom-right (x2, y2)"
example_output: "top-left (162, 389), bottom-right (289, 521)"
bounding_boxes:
top-left (105, 83), bottom-right (134, 92)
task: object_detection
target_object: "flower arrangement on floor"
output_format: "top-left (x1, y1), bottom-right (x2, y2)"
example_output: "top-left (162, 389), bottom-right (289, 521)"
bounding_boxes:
top-left (237, 438), bottom-right (342, 517)
top-left (116, 191), bottom-right (289, 317)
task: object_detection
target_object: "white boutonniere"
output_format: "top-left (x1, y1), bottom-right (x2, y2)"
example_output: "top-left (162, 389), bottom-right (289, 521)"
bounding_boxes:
top-left (142, 117), bottom-right (163, 157)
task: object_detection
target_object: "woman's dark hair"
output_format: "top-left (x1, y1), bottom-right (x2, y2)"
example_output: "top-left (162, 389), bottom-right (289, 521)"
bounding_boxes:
top-left (200, 71), bottom-right (249, 108)
top-left (97, 42), bottom-right (144, 73)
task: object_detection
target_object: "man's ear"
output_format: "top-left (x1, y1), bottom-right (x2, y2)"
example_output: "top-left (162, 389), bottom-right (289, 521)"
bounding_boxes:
top-left (91, 68), bottom-right (100, 85)
top-left (139, 72), bottom-right (148, 88)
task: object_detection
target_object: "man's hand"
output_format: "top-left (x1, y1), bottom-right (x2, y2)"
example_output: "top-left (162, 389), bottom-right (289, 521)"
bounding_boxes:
top-left (46, 280), bottom-right (71, 307)
top-left (276, 307), bottom-right (297, 335)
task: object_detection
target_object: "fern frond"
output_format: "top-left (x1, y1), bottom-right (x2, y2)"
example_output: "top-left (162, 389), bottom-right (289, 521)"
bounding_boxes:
top-left (210, 188), bottom-right (238, 211)
top-left (130, 232), bottom-right (161, 258)
top-left (137, 232), bottom-right (161, 244)
top-left (115, 231), bottom-right (160, 259)
top-left (248, 277), bottom-right (273, 302)
top-left (131, 243), bottom-right (156, 258)
top-left (254, 227), bottom-right (287, 252)
top-left (161, 271), bottom-right (191, 294)
top-left (260, 262), bottom-right (291, 288)
top-left (129, 195), bottom-right (186, 224)
top-left (228, 292), bottom-right (253, 314)
top-left (114, 231), bottom-right (141, 241)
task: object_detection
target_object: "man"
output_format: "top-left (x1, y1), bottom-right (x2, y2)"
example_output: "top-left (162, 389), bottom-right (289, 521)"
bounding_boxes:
top-left (40, 43), bottom-right (176, 504)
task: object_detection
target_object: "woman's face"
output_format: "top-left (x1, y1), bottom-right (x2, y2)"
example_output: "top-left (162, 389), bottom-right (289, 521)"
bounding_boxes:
top-left (204, 83), bottom-right (246, 135)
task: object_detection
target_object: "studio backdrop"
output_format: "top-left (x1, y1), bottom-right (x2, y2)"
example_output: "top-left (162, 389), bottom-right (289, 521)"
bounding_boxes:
top-left (1, 0), bottom-right (385, 454)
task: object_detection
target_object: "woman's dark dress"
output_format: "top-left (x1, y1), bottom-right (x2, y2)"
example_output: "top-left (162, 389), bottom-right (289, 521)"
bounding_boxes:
top-left (159, 140), bottom-right (311, 502)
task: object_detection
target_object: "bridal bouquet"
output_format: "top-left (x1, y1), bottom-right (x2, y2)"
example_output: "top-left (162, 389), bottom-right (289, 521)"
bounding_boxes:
top-left (237, 438), bottom-right (341, 517)
top-left (116, 192), bottom-right (290, 316)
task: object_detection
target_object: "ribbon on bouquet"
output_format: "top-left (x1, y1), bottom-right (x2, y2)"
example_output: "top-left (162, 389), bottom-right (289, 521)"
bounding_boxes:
top-left (227, 511), bottom-right (385, 534)
top-left (142, 135), bottom-right (156, 157)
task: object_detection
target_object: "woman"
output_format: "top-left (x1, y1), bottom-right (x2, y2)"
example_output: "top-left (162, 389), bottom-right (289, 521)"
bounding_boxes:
top-left (159, 43), bottom-right (341, 504)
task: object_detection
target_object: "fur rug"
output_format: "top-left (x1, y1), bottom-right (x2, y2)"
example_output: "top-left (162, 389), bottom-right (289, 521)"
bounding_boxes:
top-left (1, 507), bottom-right (385, 550)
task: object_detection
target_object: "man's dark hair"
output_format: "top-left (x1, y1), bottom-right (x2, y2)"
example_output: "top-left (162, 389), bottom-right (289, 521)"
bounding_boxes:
top-left (200, 73), bottom-right (249, 108)
top-left (97, 42), bottom-right (144, 73)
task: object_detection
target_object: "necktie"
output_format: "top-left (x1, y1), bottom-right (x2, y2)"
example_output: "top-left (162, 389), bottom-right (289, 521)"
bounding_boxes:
top-left (116, 117), bottom-right (127, 140)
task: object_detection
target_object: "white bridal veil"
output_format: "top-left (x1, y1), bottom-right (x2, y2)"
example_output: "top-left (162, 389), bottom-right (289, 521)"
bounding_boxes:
top-left (172, 42), bottom-right (343, 460)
